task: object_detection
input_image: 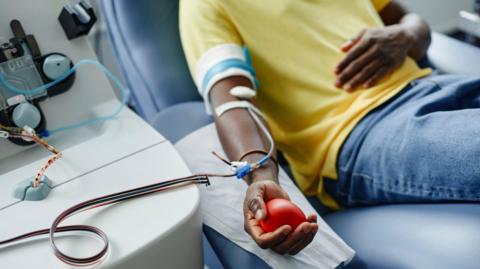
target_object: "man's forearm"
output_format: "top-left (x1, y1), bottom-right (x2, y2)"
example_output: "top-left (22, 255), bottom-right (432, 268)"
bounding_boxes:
top-left (209, 76), bottom-right (278, 184)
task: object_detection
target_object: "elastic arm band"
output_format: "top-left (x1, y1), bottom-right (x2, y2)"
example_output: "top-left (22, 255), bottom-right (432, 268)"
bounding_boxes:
top-left (202, 59), bottom-right (257, 91)
top-left (195, 44), bottom-right (259, 114)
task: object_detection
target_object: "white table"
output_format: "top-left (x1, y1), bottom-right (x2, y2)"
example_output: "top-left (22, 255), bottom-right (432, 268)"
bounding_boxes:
top-left (0, 1), bottom-right (202, 268)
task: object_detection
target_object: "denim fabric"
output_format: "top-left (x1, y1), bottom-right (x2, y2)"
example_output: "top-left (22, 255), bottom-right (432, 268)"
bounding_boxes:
top-left (329, 74), bottom-right (480, 207)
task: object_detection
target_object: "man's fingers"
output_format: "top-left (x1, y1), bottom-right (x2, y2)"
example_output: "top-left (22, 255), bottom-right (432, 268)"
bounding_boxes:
top-left (248, 196), bottom-right (267, 220)
top-left (245, 181), bottom-right (290, 221)
top-left (272, 222), bottom-right (314, 255)
top-left (364, 67), bottom-right (390, 88)
top-left (340, 30), bottom-right (366, 52)
top-left (248, 221), bottom-right (292, 249)
top-left (342, 59), bottom-right (383, 92)
top-left (245, 211), bottom-right (319, 253)
top-left (340, 39), bottom-right (356, 53)
top-left (335, 38), bottom-right (372, 75)
top-left (258, 225), bottom-right (292, 249)
top-left (288, 224), bottom-right (318, 255)
top-left (306, 214), bottom-right (317, 223)
top-left (245, 183), bottom-right (268, 220)
top-left (335, 46), bottom-right (378, 88)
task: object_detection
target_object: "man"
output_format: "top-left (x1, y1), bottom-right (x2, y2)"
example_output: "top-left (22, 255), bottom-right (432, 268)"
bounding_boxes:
top-left (180, 0), bottom-right (480, 255)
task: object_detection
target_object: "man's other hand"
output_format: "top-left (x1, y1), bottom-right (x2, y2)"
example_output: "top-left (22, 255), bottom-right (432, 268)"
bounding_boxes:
top-left (243, 180), bottom-right (318, 255)
top-left (335, 25), bottom-right (415, 92)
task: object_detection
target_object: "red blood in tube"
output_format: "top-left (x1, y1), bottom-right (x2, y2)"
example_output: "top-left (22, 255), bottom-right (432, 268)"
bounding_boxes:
top-left (259, 198), bottom-right (307, 233)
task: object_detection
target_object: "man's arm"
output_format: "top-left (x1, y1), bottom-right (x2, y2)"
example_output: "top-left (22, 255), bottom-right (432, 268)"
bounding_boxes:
top-left (335, 1), bottom-right (431, 91)
top-left (210, 76), bottom-right (277, 185)
top-left (210, 76), bottom-right (318, 255)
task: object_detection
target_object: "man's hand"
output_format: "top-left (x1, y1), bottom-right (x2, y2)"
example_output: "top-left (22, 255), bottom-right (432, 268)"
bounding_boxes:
top-left (334, 25), bottom-right (415, 92)
top-left (243, 180), bottom-right (318, 255)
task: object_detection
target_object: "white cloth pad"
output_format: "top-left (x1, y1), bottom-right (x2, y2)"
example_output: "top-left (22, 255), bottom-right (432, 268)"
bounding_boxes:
top-left (175, 124), bottom-right (355, 269)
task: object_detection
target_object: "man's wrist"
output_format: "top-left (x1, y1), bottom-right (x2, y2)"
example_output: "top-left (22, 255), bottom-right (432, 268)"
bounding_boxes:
top-left (389, 24), bottom-right (415, 46)
top-left (242, 152), bottom-right (278, 184)
top-left (401, 26), bottom-right (416, 43)
top-left (249, 166), bottom-right (278, 184)
top-left (394, 22), bottom-right (418, 54)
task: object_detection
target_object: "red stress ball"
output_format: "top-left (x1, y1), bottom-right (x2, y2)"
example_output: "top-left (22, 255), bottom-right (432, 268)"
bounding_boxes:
top-left (259, 198), bottom-right (307, 233)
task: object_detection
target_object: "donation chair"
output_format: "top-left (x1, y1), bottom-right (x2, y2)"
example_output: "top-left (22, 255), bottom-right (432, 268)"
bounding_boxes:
top-left (101, 1), bottom-right (480, 268)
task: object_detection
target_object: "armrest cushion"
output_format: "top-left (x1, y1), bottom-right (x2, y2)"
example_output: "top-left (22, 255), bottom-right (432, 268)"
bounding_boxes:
top-left (325, 204), bottom-right (480, 269)
top-left (428, 32), bottom-right (480, 76)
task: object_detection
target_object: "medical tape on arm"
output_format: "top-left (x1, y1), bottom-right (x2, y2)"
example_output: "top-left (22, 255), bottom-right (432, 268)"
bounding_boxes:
top-left (195, 44), bottom-right (259, 114)
top-left (215, 100), bottom-right (264, 118)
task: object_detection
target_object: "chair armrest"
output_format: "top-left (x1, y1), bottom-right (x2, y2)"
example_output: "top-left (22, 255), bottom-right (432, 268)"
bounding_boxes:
top-left (428, 32), bottom-right (480, 76)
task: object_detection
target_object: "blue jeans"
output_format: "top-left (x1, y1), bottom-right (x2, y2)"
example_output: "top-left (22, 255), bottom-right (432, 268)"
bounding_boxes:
top-left (328, 74), bottom-right (480, 207)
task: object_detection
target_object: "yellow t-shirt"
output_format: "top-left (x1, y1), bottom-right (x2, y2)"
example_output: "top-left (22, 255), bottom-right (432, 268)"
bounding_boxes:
top-left (180, 0), bottom-right (431, 208)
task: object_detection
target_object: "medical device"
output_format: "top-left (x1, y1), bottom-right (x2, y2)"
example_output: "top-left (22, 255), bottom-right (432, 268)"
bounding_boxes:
top-left (0, 15), bottom-right (128, 203)
top-left (0, 20), bottom-right (74, 145)
top-left (0, 83), bottom-right (273, 265)
top-left (0, 11), bottom-right (275, 267)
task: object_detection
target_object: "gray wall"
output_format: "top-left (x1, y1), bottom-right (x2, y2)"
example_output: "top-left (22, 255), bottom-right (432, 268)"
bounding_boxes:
top-left (398, 0), bottom-right (473, 33)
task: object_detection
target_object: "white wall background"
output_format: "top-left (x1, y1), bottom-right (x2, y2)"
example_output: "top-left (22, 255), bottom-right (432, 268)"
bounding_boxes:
top-left (398, 0), bottom-right (473, 33)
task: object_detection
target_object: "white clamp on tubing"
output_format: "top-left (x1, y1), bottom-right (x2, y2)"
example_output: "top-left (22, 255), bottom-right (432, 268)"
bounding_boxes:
top-left (195, 44), bottom-right (259, 114)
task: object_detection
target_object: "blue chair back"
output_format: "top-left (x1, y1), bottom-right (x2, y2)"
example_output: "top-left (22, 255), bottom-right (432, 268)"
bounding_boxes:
top-left (101, 0), bottom-right (200, 123)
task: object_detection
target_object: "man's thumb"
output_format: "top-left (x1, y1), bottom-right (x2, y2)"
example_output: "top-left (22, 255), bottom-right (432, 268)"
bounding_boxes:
top-left (249, 195), bottom-right (267, 221)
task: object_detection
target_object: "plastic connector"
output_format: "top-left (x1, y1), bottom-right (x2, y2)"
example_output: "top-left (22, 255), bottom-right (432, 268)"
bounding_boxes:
top-left (39, 129), bottom-right (50, 138)
top-left (230, 161), bottom-right (248, 170)
top-left (235, 164), bottom-right (252, 179)
top-left (22, 125), bottom-right (36, 135)
top-left (0, 131), bottom-right (9, 138)
top-left (19, 125), bottom-right (35, 142)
